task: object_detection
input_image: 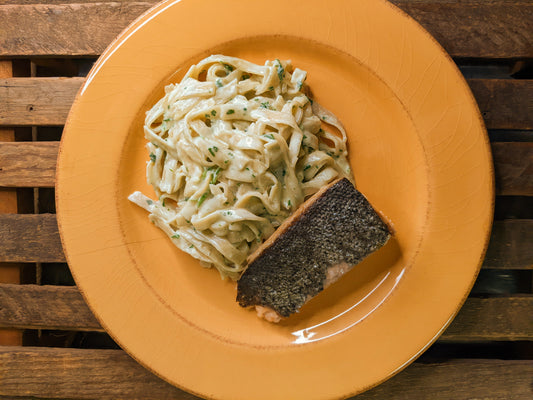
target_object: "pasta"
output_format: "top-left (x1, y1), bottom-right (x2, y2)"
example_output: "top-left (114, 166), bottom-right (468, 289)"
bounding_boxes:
top-left (129, 55), bottom-right (353, 280)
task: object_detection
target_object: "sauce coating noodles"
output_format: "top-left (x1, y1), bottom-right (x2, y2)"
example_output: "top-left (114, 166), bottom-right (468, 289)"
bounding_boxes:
top-left (129, 55), bottom-right (352, 279)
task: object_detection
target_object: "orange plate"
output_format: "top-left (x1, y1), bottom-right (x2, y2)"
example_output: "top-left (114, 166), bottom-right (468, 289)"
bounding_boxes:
top-left (56, 0), bottom-right (493, 398)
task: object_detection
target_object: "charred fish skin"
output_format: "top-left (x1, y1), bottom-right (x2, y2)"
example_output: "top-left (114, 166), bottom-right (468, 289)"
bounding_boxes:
top-left (236, 178), bottom-right (391, 318)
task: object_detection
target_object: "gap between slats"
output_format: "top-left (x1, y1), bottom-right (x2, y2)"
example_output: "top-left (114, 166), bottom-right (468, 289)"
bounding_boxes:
top-left (0, 78), bottom-right (531, 129)
top-left (0, 346), bottom-right (531, 400)
top-left (1, 142), bottom-right (531, 196)
top-left (1, 284), bottom-right (532, 341)
top-left (0, 1), bottom-right (531, 58)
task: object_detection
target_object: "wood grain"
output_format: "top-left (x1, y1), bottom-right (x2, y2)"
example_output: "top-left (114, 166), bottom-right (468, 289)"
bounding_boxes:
top-left (0, 142), bottom-right (58, 187)
top-left (0, 1), bottom-right (531, 58)
top-left (1, 283), bottom-right (531, 341)
top-left (0, 346), bottom-right (531, 399)
top-left (441, 295), bottom-right (533, 342)
top-left (0, 214), bottom-right (65, 263)
top-left (0, 77), bottom-right (531, 130)
top-left (0, 346), bottom-right (196, 399)
top-left (354, 359), bottom-right (533, 400)
top-left (492, 142), bottom-right (533, 196)
top-left (0, 284), bottom-right (101, 331)
top-left (0, 77), bottom-right (83, 126)
top-left (0, 215), bottom-right (530, 267)
top-left (483, 220), bottom-right (533, 270)
top-left (470, 79), bottom-right (533, 130)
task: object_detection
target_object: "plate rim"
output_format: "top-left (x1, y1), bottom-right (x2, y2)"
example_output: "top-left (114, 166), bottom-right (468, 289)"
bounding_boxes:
top-left (56, 0), bottom-right (494, 398)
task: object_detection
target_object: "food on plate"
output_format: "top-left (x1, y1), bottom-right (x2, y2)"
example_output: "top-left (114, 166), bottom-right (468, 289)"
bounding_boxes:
top-left (237, 178), bottom-right (391, 322)
top-left (129, 55), bottom-right (352, 280)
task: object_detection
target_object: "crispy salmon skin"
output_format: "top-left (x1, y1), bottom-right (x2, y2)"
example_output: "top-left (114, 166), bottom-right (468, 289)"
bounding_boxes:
top-left (236, 178), bottom-right (391, 321)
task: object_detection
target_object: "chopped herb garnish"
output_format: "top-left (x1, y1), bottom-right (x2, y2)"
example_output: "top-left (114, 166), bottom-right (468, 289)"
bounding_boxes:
top-left (260, 102), bottom-right (271, 109)
top-left (146, 199), bottom-right (153, 205)
top-left (204, 114), bottom-right (210, 119)
top-left (245, 167), bottom-right (250, 171)
top-left (171, 234), bottom-right (180, 239)
top-left (216, 79), bottom-right (223, 88)
top-left (189, 244), bottom-right (194, 248)
top-left (197, 192), bottom-right (209, 207)
top-left (241, 74), bottom-right (250, 80)
top-left (211, 110), bottom-right (216, 116)
top-left (251, 173), bottom-right (256, 178)
top-left (210, 167), bottom-right (221, 184)
top-left (243, 107), bottom-right (247, 111)
top-left (224, 201), bottom-right (229, 205)
top-left (226, 109), bottom-right (235, 115)
top-left (162, 199), bottom-right (166, 207)
top-left (297, 81), bottom-right (303, 90)
top-left (303, 164), bottom-right (311, 171)
top-left (224, 159), bottom-right (229, 164)
top-left (201, 167), bottom-right (208, 179)
top-left (208, 147), bottom-right (216, 157)
top-left (322, 116), bottom-right (327, 120)
top-left (163, 118), bottom-right (171, 122)
top-left (276, 59), bottom-right (285, 82)
top-left (264, 134), bottom-right (274, 140)
top-left (282, 169), bottom-right (286, 176)
top-left (288, 199), bottom-right (292, 207)
top-left (268, 86), bottom-right (274, 91)
top-left (149, 153), bottom-right (156, 162)
top-left (221, 62), bottom-right (234, 73)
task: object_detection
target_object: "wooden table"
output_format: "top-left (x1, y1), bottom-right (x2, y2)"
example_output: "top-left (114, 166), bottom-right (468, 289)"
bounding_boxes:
top-left (0, 1), bottom-right (532, 398)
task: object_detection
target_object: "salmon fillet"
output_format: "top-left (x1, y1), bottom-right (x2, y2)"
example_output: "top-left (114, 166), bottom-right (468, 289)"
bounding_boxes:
top-left (236, 178), bottom-right (391, 322)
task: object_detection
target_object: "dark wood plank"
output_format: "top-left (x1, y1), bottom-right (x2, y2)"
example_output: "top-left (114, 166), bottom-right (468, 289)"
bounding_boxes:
top-left (354, 359), bottom-right (533, 400)
top-left (392, 0), bottom-right (533, 59)
top-left (0, 346), bottom-right (196, 400)
top-left (483, 220), bottom-right (533, 270)
top-left (0, 346), bottom-right (531, 399)
top-left (0, 1), bottom-right (531, 58)
top-left (0, 284), bottom-right (101, 331)
top-left (492, 142), bottom-right (533, 196)
top-left (1, 282), bottom-right (531, 341)
top-left (470, 80), bottom-right (533, 131)
top-left (0, 77), bottom-right (531, 131)
top-left (0, 214), bottom-right (65, 263)
top-left (0, 77), bottom-right (83, 126)
top-left (0, 142), bottom-right (58, 187)
top-left (440, 295), bottom-right (533, 342)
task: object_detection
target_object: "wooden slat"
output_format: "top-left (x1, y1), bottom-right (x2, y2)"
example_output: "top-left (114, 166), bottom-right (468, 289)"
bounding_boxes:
top-left (0, 214), bottom-right (65, 263)
top-left (0, 77), bottom-right (83, 126)
top-left (0, 214), bottom-right (531, 267)
top-left (1, 77), bottom-right (530, 130)
top-left (1, 283), bottom-right (531, 341)
top-left (0, 142), bottom-right (58, 188)
top-left (440, 295), bottom-right (533, 342)
top-left (0, 1), bottom-right (531, 58)
top-left (0, 284), bottom-right (101, 332)
top-left (492, 142), bottom-right (533, 196)
top-left (470, 79), bottom-right (533, 131)
top-left (0, 346), bottom-right (196, 400)
top-left (355, 359), bottom-right (533, 400)
top-left (483, 220), bottom-right (533, 270)
top-left (0, 346), bottom-right (531, 400)
top-left (2, 141), bottom-right (532, 193)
